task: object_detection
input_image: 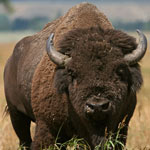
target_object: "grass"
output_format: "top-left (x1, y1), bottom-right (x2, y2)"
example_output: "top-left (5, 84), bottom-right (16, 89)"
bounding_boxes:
top-left (0, 32), bottom-right (150, 149)
top-left (44, 137), bottom-right (91, 150)
top-left (18, 121), bottom-right (126, 150)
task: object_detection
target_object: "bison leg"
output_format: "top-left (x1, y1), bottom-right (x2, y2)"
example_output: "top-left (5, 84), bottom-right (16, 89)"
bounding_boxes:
top-left (9, 108), bottom-right (32, 150)
top-left (32, 120), bottom-right (55, 150)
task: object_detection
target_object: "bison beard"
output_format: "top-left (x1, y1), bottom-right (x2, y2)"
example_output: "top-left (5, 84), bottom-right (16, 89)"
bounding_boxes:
top-left (4, 3), bottom-right (146, 150)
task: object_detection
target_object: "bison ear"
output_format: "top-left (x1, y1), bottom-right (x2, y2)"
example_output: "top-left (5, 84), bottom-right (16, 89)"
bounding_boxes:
top-left (108, 29), bottom-right (137, 55)
top-left (109, 29), bottom-right (147, 65)
top-left (53, 69), bottom-right (71, 94)
top-left (129, 64), bottom-right (143, 92)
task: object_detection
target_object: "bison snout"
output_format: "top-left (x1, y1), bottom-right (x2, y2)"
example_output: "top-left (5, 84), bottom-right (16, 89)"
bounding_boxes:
top-left (85, 99), bottom-right (112, 121)
top-left (86, 100), bottom-right (111, 113)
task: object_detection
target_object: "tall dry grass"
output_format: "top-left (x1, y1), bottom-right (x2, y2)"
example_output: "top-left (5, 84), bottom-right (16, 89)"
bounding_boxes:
top-left (126, 46), bottom-right (150, 149)
top-left (0, 43), bottom-right (19, 150)
top-left (0, 39), bottom-right (150, 150)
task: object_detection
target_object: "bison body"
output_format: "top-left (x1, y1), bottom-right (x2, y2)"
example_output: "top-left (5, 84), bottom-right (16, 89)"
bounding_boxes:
top-left (4, 3), bottom-right (147, 150)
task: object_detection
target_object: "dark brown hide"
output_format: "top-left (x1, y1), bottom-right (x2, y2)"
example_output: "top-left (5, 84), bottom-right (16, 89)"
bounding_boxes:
top-left (4, 2), bottom-right (143, 150)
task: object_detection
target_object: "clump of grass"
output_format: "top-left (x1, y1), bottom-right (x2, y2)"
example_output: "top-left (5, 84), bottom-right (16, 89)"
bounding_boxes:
top-left (43, 119), bottom-right (126, 150)
top-left (44, 137), bottom-right (91, 150)
top-left (17, 145), bottom-right (27, 150)
top-left (41, 123), bottom-right (91, 150)
top-left (17, 121), bottom-right (126, 150)
top-left (95, 123), bottom-right (126, 150)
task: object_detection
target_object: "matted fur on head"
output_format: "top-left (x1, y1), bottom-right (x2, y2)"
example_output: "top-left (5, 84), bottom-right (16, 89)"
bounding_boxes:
top-left (58, 27), bottom-right (137, 56)
top-left (55, 27), bottom-right (142, 93)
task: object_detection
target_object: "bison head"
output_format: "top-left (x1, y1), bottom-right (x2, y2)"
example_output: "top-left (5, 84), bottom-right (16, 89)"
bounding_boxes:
top-left (46, 27), bottom-right (147, 147)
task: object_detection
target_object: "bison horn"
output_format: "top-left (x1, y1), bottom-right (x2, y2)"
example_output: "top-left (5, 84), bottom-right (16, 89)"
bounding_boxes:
top-left (124, 30), bottom-right (147, 65)
top-left (46, 33), bottom-right (72, 66)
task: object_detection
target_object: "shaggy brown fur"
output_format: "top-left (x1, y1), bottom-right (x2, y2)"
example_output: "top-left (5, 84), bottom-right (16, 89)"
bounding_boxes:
top-left (53, 2), bottom-right (113, 47)
top-left (4, 2), bottom-right (143, 150)
top-left (31, 27), bottom-right (142, 149)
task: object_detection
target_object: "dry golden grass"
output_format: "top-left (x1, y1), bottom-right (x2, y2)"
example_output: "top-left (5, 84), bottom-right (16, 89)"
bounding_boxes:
top-left (0, 43), bottom-right (19, 150)
top-left (0, 38), bottom-right (150, 150)
top-left (126, 48), bottom-right (150, 149)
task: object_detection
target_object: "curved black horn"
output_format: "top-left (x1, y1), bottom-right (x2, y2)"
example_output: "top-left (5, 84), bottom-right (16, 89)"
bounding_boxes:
top-left (124, 30), bottom-right (147, 65)
top-left (46, 33), bottom-right (71, 66)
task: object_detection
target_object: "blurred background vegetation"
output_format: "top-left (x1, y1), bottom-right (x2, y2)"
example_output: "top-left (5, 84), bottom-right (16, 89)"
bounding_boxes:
top-left (0, 0), bottom-right (13, 12)
top-left (0, 0), bottom-right (150, 32)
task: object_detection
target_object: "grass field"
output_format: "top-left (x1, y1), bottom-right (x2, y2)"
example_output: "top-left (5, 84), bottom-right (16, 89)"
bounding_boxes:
top-left (0, 33), bottom-right (150, 150)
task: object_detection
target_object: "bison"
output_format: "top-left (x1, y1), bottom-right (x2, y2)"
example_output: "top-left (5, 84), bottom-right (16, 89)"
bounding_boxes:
top-left (4, 2), bottom-right (147, 150)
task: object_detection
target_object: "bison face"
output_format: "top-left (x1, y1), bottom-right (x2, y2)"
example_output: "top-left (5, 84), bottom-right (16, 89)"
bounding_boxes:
top-left (65, 54), bottom-right (132, 146)
top-left (47, 27), bottom-right (146, 147)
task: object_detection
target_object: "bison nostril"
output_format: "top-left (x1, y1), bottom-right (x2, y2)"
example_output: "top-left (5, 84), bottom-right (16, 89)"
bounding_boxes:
top-left (85, 101), bottom-right (111, 113)
top-left (101, 102), bottom-right (110, 111)
top-left (85, 103), bottom-right (95, 114)
top-left (87, 103), bottom-right (94, 110)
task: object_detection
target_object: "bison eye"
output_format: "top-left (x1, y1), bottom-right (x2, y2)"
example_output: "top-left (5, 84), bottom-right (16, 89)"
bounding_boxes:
top-left (116, 64), bottom-right (130, 82)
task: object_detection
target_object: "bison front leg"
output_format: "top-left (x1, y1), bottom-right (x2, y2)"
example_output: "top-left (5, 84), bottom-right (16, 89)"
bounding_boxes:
top-left (32, 120), bottom-right (55, 150)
